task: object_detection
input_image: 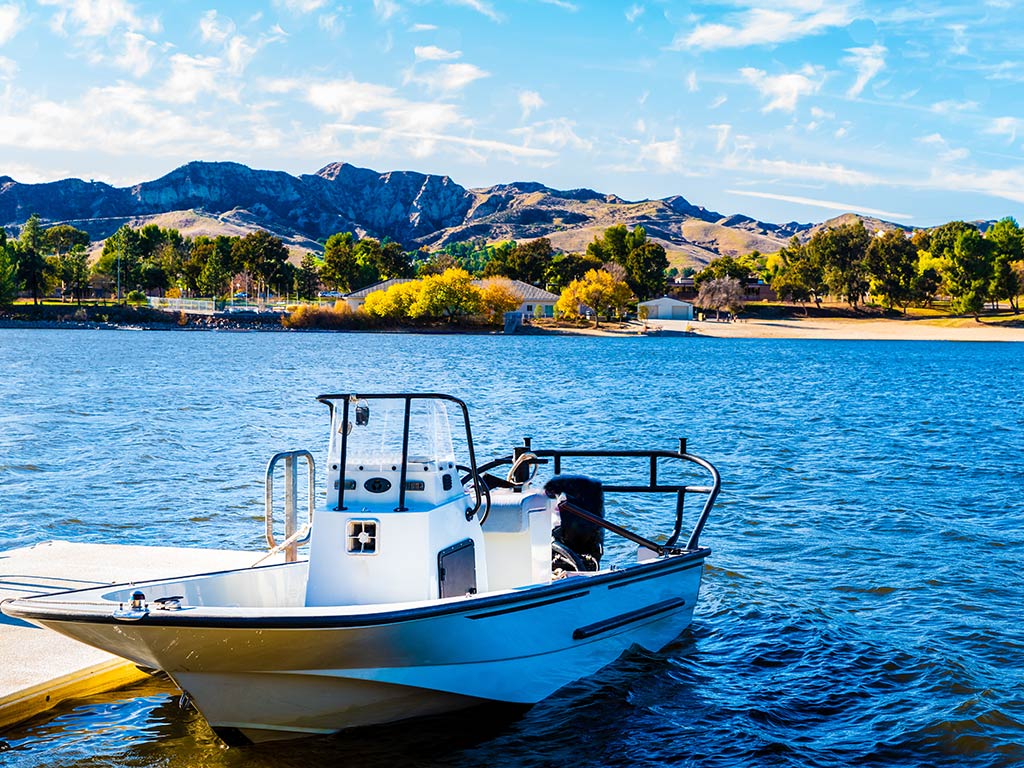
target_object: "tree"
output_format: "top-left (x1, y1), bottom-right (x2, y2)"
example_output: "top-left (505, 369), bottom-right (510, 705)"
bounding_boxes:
top-left (770, 237), bottom-right (825, 313)
top-left (295, 253), bottom-right (322, 300)
top-left (94, 225), bottom-right (143, 298)
top-left (986, 217), bottom-right (1024, 312)
top-left (807, 221), bottom-right (871, 307)
top-left (622, 240), bottom-right (669, 300)
top-left (417, 252), bottom-right (460, 276)
top-left (694, 255), bottom-right (749, 289)
top-left (478, 277), bottom-right (524, 322)
top-left (544, 252), bottom-right (603, 293)
top-left (0, 231), bottom-right (20, 307)
top-left (62, 245), bottom-right (91, 304)
top-left (196, 237), bottom-right (235, 297)
top-left (377, 241), bottom-right (414, 280)
top-left (697, 277), bottom-right (746, 320)
top-left (586, 224), bottom-right (629, 263)
top-left (946, 227), bottom-right (992, 316)
top-left (482, 238), bottom-right (552, 285)
top-left (15, 214), bottom-right (50, 304)
top-left (363, 280), bottom-right (422, 318)
top-left (44, 224), bottom-right (90, 299)
top-left (556, 268), bottom-right (634, 327)
top-left (865, 229), bottom-right (918, 312)
top-left (409, 268), bottom-right (481, 321)
top-left (233, 230), bottom-right (290, 300)
top-left (321, 232), bottom-right (359, 292)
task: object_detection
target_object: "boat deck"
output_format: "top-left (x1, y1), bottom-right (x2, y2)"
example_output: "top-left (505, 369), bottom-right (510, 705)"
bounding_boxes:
top-left (0, 540), bottom-right (281, 731)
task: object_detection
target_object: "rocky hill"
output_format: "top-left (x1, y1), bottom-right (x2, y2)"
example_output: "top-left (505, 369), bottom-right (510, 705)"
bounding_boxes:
top-left (0, 160), bottom-right (903, 267)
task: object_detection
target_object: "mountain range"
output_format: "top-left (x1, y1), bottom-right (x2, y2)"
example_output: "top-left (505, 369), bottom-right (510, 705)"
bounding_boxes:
top-left (0, 161), bottom-right (906, 267)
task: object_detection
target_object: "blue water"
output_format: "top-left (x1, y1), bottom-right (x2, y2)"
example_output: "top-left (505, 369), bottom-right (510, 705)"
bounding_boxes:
top-left (1, 328), bottom-right (1022, 767)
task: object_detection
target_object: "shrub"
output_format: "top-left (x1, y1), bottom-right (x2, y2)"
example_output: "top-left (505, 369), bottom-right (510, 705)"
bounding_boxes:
top-left (125, 290), bottom-right (147, 305)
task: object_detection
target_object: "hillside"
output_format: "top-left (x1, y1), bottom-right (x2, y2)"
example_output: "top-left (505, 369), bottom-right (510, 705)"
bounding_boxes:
top-left (0, 160), bottom-right (910, 267)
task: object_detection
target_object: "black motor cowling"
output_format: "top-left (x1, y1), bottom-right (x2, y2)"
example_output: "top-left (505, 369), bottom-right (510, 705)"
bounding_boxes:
top-left (544, 475), bottom-right (604, 572)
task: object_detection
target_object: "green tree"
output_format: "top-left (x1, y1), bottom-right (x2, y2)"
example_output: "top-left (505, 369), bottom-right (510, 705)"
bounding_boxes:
top-left (622, 240), bottom-right (669, 300)
top-left (295, 253), bottom-right (322, 300)
top-left (0, 231), bottom-right (20, 307)
top-left (865, 229), bottom-right (918, 312)
top-left (694, 255), bottom-right (750, 289)
top-left (94, 225), bottom-right (143, 298)
top-left (770, 237), bottom-right (826, 312)
top-left (946, 227), bottom-right (993, 316)
top-left (986, 217), bottom-right (1024, 312)
top-left (544, 252), bottom-right (603, 293)
top-left (196, 236), bottom-right (235, 297)
top-left (697, 277), bottom-right (746, 321)
top-left (233, 230), bottom-right (290, 300)
top-left (321, 232), bottom-right (359, 292)
top-left (62, 245), bottom-right (91, 304)
top-left (586, 224), bottom-right (629, 263)
top-left (43, 224), bottom-right (91, 300)
top-left (807, 221), bottom-right (871, 307)
top-left (15, 214), bottom-right (50, 304)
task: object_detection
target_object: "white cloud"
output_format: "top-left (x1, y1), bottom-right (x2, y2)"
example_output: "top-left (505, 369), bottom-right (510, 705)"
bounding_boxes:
top-left (639, 129), bottom-right (684, 171)
top-left (0, 54), bottom-right (16, 78)
top-left (38, 0), bottom-right (157, 37)
top-left (408, 62), bottom-right (488, 92)
top-left (276, 0), bottom-right (327, 12)
top-left (324, 123), bottom-right (556, 160)
top-left (303, 78), bottom-right (403, 120)
top-left (948, 23), bottom-right (968, 56)
top-left (674, 2), bottom-right (854, 51)
top-left (373, 0), bottom-right (400, 20)
top-left (722, 155), bottom-right (881, 186)
top-left (930, 99), bottom-right (978, 115)
top-left (164, 54), bottom-right (233, 103)
top-left (727, 189), bottom-right (912, 220)
top-left (686, 71), bottom-right (698, 93)
top-left (510, 118), bottom-right (591, 151)
top-left (626, 4), bottom-right (644, 23)
top-left (318, 13), bottom-right (343, 34)
top-left (843, 43), bottom-right (885, 98)
top-left (539, 0), bottom-right (578, 10)
top-left (200, 9), bottom-right (234, 45)
top-left (410, 23), bottom-right (437, 31)
top-left (928, 167), bottom-right (1024, 204)
top-left (709, 123), bottom-right (731, 152)
top-left (709, 94), bottom-right (727, 109)
top-left (518, 89), bottom-right (544, 120)
top-left (115, 30), bottom-right (155, 76)
top-left (0, 4), bottom-right (21, 46)
top-left (917, 132), bottom-right (969, 162)
top-left (740, 65), bottom-right (823, 112)
top-left (414, 45), bottom-right (460, 61)
top-left (450, 0), bottom-right (500, 22)
top-left (986, 116), bottom-right (1024, 143)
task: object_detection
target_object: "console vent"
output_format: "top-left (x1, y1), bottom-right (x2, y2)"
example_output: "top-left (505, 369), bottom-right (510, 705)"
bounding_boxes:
top-left (346, 520), bottom-right (378, 555)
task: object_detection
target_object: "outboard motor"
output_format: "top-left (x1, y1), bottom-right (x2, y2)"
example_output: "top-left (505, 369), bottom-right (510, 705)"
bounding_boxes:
top-left (544, 475), bottom-right (604, 572)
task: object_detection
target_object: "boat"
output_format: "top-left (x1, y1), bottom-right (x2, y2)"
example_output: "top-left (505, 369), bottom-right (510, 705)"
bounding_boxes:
top-left (1, 393), bottom-right (720, 745)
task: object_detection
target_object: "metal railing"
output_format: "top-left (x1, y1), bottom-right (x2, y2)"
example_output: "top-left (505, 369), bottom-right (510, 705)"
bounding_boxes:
top-left (264, 450), bottom-right (315, 563)
top-left (477, 439), bottom-right (720, 554)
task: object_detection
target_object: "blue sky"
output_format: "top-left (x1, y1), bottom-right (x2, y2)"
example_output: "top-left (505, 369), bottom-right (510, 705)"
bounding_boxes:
top-left (0, 1), bottom-right (1021, 227)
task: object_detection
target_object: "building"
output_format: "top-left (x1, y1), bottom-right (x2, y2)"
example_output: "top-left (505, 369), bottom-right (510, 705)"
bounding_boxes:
top-left (343, 278), bottom-right (559, 319)
top-left (638, 296), bottom-right (694, 320)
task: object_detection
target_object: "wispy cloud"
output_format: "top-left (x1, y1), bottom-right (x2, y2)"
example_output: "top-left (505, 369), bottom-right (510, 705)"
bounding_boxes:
top-left (407, 62), bottom-right (489, 92)
top-left (916, 132), bottom-right (969, 162)
top-left (538, 0), bottom-right (578, 11)
top-left (518, 90), bottom-right (544, 120)
top-left (673, 1), bottom-right (854, 51)
top-left (0, 4), bottom-right (22, 46)
top-left (930, 99), bottom-right (978, 115)
top-left (727, 189), bottom-right (912, 220)
top-left (450, 0), bottom-right (500, 22)
top-left (274, 0), bottom-right (327, 12)
top-left (510, 118), bottom-right (590, 151)
top-left (984, 117), bottom-right (1023, 143)
top-left (740, 65), bottom-right (823, 112)
top-left (626, 4), bottom-right (644, 23)
top-left (843, 44), bottom-right (886, 98)
top-left (414, 45), bottom-right (461, 61)
top-left (39, 0), bottom-right (158, 37)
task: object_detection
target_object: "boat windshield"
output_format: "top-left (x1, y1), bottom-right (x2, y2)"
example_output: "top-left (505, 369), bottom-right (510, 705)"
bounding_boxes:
top-left (329, 396), bottom-right (458, 471)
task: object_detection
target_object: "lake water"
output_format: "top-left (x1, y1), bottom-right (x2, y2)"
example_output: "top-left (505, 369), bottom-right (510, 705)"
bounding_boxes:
top-left (1, 328), bottom-right (1022, 767)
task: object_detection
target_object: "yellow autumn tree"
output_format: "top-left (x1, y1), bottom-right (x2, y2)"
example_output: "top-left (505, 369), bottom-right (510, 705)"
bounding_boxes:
top-left (478, 277), bottom-right (523, 323)
top-left (409, 268), bottom-right (481, 321)
top-left (556, 269), bottom-right (634, 327)
top-left (362, 280), bottom-right (421, 318)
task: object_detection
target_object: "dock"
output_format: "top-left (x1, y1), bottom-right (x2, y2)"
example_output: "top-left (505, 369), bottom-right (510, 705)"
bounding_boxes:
top-left (0, 540), bottom-right (280, 731)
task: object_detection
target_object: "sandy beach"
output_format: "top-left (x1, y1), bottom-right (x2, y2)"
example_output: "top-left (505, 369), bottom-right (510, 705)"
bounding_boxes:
top-left (649, 316), bottom-right (1024, 342)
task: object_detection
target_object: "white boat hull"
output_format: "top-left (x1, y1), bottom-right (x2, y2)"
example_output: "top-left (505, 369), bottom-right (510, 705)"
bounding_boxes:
top-left (3, 552), bottom-right (707, 742)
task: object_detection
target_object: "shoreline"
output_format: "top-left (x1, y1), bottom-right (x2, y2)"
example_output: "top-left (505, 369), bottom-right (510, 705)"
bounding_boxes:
top-left (3, 314), bottom-right (1023, 342)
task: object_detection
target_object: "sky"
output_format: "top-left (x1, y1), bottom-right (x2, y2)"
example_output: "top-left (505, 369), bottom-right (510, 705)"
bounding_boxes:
top-left (0, 0), bottom-right (1021, 227)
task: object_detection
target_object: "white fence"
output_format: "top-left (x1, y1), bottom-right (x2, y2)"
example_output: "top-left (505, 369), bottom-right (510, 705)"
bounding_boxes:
top-left (147, 297), bottom-right (217, 315)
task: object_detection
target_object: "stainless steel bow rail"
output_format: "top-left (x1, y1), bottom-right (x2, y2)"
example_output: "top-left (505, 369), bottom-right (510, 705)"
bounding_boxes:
top-left (264, 450), bottom-right (315, 563)
top-left (478, 438), bottom-right (721, 554)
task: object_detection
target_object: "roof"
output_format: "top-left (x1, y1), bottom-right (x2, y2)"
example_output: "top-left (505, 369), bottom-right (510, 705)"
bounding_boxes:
top-left (639, 296), bottom-right (693, 307)
top-left (345, 277), bottom-right (559, 302)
